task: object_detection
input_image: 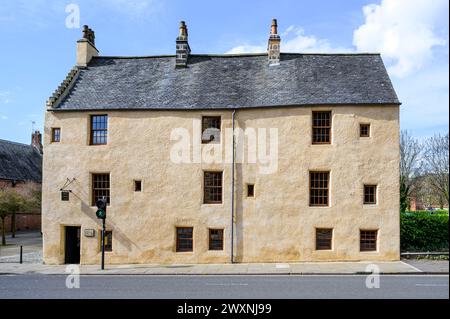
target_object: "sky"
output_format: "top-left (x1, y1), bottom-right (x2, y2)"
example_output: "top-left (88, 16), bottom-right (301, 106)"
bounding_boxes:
top-left (0, 0), bottom-right (448, 144)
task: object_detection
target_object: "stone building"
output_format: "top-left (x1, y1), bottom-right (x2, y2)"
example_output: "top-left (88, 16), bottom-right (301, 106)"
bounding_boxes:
top-left (42, 20), bottom-right (400, 265)
top-left (0, 132), bottom-right (43, 232)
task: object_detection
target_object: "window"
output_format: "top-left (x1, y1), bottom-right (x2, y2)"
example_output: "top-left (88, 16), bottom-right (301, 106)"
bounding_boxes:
top-left (247, 184), bottom-right (255, 198)
top-left (364, 185), bottom-right (377, 205)
top-left (316, 228), bottom-right (333, 250)
top-left (90, 115), bottom-right (108, 145)
top-left (309, 172), bottom-right (330, 206)
top-left (204, 171), bottom-right (223, 204)
top-left (134, 180), bottom-right (142, 192)
top-left (202, 116), bottom-right (221, 144)
top-left (360, 230), bottom-right (377, 252)
top-left (176, 227), bottom-right (193, 252)
top-left (99, 230), bottom-right (112, 252)
top-left (209, 229), bottom-right (224, 251)
top-left (51, 128), bottom-right (61, 142)
top-left (61, 191), bottom-right (70, 201)
top-left (360, 124), bottom-right (370, 137)
top-left (312, 111), bottom-right (331, 144)
top-left (92, 173), bottom-right (110, 206)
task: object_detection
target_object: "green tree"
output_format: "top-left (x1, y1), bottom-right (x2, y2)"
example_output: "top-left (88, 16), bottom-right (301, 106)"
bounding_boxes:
top-left (0, 189), bottom-right (27, 246)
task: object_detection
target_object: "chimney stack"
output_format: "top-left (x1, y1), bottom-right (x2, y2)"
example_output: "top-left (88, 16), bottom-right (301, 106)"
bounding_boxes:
top-left (267, 19), bottom-right (281, 65)
top-left (176, 21), bottom-right (191, 68)
top-left (31, 130), bottom-right (43, 154)
top-left (77, 25), bottom-right (99, 67)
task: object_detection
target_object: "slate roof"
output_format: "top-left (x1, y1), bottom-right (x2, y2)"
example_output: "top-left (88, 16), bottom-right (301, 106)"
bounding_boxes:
top-left (0, 139), bottom-right (42, 183)
top-left (52, 53), bottom-right (400, 111)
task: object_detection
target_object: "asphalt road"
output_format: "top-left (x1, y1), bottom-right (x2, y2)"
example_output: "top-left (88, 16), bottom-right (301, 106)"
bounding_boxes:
top-left (0, 275), bottom-right (448, 299)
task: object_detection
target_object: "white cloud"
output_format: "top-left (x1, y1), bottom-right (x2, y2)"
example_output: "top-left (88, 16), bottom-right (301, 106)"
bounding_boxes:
top-left (0, 91), bottom-right (12, 104)
top-left (226, 26), bottom-right (351, 54)
top-left (353, 0), bottom-right (448, 78)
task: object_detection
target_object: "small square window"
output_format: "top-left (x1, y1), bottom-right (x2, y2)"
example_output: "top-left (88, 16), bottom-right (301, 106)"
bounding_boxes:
top-left (360, 124), bottom-right (370, 137)
top-left (364, 185), bottom-right (377, 204)
top-left (316, 228), bottom-right (333, 250)
top-left (247, 184), bottom-right (255, 197)
top-left (360, 230), bottom-right (377, 252)
top-left (176, 227), bottom-right (193, 252)
top-left (134, 180), bottom-right (142, 192)
top-left (61, 191), bottom-right (70, 201)
top-left (209, 229), bottom-right (224, 251)
top-left (51, 128), bottom-right (61, 142)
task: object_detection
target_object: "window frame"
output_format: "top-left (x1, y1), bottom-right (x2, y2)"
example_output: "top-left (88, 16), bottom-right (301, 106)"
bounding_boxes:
top-left (309, 171), bottom-right (330, 207)
top-left (360, 123), bottom-right (371, 138)
top-left (363, 184), bottom-right (377, 205)
top-left (201, 116), bottom-right (221, 144)
top-left (176, 227), bottom-right (193, 252)
top-left (90, 114), bottom-right (108, 145)
top-left (51, 127), bottom-right (61, 143)
top-left (98, 230), bottom-right (113, 252)
top-left (312, 111), bottom-right (332, 144)
top-left (91, 173), bottom-right (110, 206)
top-left (315, 228), bottom-right (333, 250)
top-left (203, 171), bottom-right (223, 204)
top-left (360, 230), bottom-right (378, 252)
top-left (208, 228), bottom-right (224, 251)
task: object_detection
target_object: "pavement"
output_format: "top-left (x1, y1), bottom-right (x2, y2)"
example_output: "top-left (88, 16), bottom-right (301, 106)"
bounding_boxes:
top-left (0, 274), bottom-right (448, 299)
top-left (0, 231), bottom-right (448, 276)
top-left (0, 231), bottom-right (42, 263)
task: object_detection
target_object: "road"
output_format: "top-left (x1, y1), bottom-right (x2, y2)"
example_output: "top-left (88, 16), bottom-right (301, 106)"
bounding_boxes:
top-left (0, 275), bottom-right (448, 299)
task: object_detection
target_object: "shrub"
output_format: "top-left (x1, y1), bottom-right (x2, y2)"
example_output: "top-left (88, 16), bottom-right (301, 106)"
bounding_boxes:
top-left (401, 211), bottom-right (449, 252)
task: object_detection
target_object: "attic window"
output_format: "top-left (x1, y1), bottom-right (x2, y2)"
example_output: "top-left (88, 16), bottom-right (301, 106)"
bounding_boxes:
top-left (202, 116), bottom-right (221, 144)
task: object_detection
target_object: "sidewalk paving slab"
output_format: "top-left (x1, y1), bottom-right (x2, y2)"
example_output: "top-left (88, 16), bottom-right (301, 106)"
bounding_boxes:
top-left (1, 260), bottom-right (445, 276)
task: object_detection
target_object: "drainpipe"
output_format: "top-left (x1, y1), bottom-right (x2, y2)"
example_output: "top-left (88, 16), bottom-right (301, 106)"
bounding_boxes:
top-left (231, 109), bottom-right (236, 263)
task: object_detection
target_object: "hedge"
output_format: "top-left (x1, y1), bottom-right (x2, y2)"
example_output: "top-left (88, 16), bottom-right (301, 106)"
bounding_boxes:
top-left (401, 211), bottom-right (449, 252)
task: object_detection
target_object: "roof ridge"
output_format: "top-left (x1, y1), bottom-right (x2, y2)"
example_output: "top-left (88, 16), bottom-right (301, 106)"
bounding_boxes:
top-left (0, 139), bottom-right (33, 148)
top-left (92, 52), bottom-right (381, 59)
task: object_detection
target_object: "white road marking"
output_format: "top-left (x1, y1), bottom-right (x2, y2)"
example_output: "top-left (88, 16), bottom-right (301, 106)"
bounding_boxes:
top-left (415, 283), bottom-right (448, 287)
top-left (400, 261), bottom-right (423, 272)
top-left (206, 283), bottom-right (249, 286)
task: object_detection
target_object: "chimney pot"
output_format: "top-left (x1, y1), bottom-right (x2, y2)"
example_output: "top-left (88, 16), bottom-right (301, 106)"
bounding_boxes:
top-left (176, 20), bottom-right (191, 68)
top-left (31, 130), bottom-right (43, 154)
top-left (77, 25), bottom-right (99, 67)
top-left (267, 18), bottom-right (281, 65)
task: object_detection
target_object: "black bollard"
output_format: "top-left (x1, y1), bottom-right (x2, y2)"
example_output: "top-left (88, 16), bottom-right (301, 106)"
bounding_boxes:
top-left (19, 245), bottom-right (23, 264)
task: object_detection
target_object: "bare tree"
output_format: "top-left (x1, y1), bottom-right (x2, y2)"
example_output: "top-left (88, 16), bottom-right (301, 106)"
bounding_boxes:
top-left (400, 130), bottom-right (423, 212)
top-left (423, 133), bottom-right (449, 208)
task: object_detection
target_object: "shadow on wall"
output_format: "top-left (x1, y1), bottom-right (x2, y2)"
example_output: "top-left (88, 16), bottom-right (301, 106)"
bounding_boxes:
top-left (69, 178), bottom-right (139, 252)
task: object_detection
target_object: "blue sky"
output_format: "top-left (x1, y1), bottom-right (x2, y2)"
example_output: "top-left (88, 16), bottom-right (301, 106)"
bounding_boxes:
top-left (0, 0), bottom-right (448, 144)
